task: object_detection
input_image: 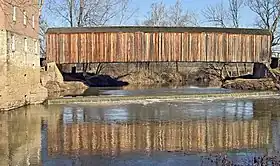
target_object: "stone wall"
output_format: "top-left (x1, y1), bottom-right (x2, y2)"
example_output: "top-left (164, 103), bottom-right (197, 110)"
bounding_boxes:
top-left (0, 30), bottom-right (47, 111)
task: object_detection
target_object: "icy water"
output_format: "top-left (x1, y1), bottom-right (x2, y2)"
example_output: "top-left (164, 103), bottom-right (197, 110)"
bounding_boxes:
top-left (1, 97), bottom-right (280, 165)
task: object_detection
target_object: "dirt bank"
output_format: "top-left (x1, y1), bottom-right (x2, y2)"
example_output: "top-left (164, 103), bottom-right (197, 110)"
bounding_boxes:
top-left (222, 78), bottom-right (279, 91)
top-left (60, 62), bottom-right (252, 88)
top-left (119, 70), bottom-right (186, 86)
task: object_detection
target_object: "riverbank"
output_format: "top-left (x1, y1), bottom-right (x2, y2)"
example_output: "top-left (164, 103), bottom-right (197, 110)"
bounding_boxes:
top-left (47, 91), bottom-right (279, 105)
top-left (59, 62), bottom-right (253, 88)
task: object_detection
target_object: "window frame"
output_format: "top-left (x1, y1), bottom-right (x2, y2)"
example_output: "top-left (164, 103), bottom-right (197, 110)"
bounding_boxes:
top-left (23, 10), bottom-right (27, 26)
top-left (12, 6), bottom-right (16, 22)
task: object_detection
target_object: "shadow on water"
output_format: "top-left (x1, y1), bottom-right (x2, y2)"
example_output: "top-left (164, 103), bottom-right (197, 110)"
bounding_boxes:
top-left (2, 99), bottom-right (280, 165)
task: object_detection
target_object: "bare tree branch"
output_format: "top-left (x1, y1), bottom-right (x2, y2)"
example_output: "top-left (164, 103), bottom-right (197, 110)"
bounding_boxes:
top-left (143, 1), bottom-right (168, 26)
top-left (143, 0), bottom-right (198, 26)
top-left (168, 0), bottom-right (198, 26)
top-left (202, 0), bottom-right (244, 28)
top-left (202, 2), bottom-right (228, 27)
top-left (229, 0), bottom-right (244, 28)
top-left (247, 0), bottom-right (280, 45)
top-left (45, 0), bottom-right (137, 27)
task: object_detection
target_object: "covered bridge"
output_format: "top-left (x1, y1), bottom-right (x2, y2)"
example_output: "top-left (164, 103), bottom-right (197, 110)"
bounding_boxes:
top-left (46, 26), bottom-right (272, 64)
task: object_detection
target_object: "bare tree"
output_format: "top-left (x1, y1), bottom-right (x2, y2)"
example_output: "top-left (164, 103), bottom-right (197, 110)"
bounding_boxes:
top-left (39, 16), bottom-right (48, 58)
top-left (202, 0), bottom-right (244, 28)
top-left (143, 0), bottom-right (198, 26)
top-left (168, 0), bottom-right (198, 26)
top-left (202, 2), bottom-right (228, 27)
top-left (143, 1), bottom-right (168, 26)
top-left (229, 0), bottom-right (244, 28)
top-left (45, 0), bottom-right (136, 27)
top-left (247, 0), bottom-right (280, 46)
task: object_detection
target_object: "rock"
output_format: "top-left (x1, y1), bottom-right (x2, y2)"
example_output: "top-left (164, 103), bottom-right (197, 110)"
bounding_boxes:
top-left (187, 68), bottom-right (222, 87)
top-left (60, 82), bottom-right (89, 97)
top-left (222, 78), bottom-right (276, 90)
top-left (45, 81), bottom-right (88, 98)
top-left (40, 62), bottom-right (64, 86)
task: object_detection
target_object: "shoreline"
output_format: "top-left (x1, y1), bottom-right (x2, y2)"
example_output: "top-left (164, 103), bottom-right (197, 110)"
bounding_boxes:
top-left (47, 91), bottom-right (280, 106)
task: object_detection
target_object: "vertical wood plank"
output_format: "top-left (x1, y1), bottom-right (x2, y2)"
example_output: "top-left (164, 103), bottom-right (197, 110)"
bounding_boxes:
top-left (91, 33), bottom-right (95, 62)
top-left (206, 33), bottom-right (212, 62)
top-left (127, 33), bottom-right (132, 62)
top-left (155, 33), bottom-right (159, 62)
top-left (72, 34), bottom-right (78, 64)
top-left (218, 33), bottom-right (223, 62)
top-left (197, 33), bottom-right (201, 62)
top-left (124, 33), bottom-right (128, 62)
top-left (146, 33), bottom-right (150, 62)
top-left (188, 33), bottom-right (192, 62)
top-left (159, 33), bottom-right (162, 62)
top-left (140, 32), bottom-right (145, 62)
top-left (117, 32), bottom-right (121, 62)
top-left (183, 32), bottom-right (189, 61)
top-left (240, 35), bottom-right (244, 62)
top-left (150, 33), bottom-right (154, 62)
top-left (110, 33), bottom-right (114, 63)
top-left (200, 33), bottom-right (206, 62)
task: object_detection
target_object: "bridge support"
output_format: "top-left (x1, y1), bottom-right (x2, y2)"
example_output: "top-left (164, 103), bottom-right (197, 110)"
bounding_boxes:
top-left (271, 58), bottom-right (279, 69)
top-left (253, 63), bottom-right (268, 79)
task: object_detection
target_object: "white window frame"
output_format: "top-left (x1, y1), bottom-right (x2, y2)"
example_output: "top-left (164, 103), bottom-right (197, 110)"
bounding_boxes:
top-left (23, 10), bottom-right (27, 26)
top-left (24, 38), bottom-right (27, 52)
top-left (12, 6), bottom-right (16, 22)
top-left (11, 34), bottom-right (15, 52)
top-left (32, 15), bottom-right (35, 28)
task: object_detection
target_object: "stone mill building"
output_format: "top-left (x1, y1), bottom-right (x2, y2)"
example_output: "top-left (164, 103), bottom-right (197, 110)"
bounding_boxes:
top-left (0, 0), bottom-right (47, 110)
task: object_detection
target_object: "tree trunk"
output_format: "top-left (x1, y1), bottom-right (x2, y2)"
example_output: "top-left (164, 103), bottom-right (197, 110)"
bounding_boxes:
top-left (78, 0), bottom-right (84, 27)
top-left (69, 0), bottom-right (74, 27)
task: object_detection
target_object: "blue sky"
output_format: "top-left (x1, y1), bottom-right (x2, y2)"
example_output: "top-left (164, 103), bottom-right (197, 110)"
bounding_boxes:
top-left (130, 0), bottom-right (256, 27)
top-left (45, 0), bottom-right (258, 28)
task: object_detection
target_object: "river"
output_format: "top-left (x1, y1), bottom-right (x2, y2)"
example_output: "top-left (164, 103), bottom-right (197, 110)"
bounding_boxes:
top-left (1, 87), bottom-right (280, 165)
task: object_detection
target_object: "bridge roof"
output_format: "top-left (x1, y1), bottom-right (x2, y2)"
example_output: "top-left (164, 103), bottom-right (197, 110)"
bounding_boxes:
top-left (46, 26), bottom-right (271, 35)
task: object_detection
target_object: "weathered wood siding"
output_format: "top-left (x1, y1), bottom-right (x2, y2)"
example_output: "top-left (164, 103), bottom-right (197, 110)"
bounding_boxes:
top-left (46, 27), bottom-right (271, 63)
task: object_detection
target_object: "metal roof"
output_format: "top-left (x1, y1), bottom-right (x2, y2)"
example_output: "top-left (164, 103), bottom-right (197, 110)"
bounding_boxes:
top-left (46, 26), bottom-right (271, 35)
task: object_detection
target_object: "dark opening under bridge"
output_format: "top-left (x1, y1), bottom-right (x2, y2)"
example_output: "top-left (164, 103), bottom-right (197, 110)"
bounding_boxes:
top-left (46, 26), bottom-right (272, 64)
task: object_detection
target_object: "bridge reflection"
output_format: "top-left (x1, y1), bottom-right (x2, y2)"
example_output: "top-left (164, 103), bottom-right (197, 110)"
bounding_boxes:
top-left (47, 100), bottom-right (273, 156)
top-left (47, 119), bottom-right (271, 156)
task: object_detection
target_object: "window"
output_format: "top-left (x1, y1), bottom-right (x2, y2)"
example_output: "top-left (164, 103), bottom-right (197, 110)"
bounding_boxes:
top-left (24, 38), bottom-right (27, 52)
top-left (32, 15), bottom-right (35, 28)
top-left (12, 6), bottom-right (16, 22)
top-left (23, 10), bottom-right (27, 26)
top-left (11, 35), bottom-right (15, 52)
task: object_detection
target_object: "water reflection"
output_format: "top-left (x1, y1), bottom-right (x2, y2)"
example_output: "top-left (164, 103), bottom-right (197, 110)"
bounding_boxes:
top-left (1, 99), bottom-right (280, 165)
top-left (83, 86), bottom-right (233, 97)
top-left (0, 105), bottom-right (59, 166)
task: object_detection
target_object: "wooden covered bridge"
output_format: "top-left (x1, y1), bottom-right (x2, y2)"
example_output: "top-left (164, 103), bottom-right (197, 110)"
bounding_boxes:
top-left (46, 26), bottom-right (272, 64)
